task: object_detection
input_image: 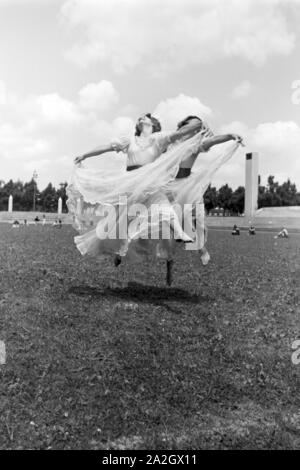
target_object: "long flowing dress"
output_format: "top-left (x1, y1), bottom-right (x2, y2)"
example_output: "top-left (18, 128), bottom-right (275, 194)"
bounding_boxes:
top-left (67, 131), bottom-right (240, 262)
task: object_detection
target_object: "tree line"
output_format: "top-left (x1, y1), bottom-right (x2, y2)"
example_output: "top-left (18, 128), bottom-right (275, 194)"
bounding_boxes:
top-left (0, 175), bottom-right (299, 214)
top-left (0, 179), bottom-right (68, 213)
top-left (203, 175), bottom-right (300, 215)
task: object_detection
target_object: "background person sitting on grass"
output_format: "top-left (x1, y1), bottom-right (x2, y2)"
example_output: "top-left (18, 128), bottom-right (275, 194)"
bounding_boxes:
top-left (274, 228), bottom-right (289, 239)
top-left (232, 224), bottom-right (240, 235)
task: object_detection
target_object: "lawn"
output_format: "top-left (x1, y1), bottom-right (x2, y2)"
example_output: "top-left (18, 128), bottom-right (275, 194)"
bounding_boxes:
top-left (0, 223), bottom-right (299, 449)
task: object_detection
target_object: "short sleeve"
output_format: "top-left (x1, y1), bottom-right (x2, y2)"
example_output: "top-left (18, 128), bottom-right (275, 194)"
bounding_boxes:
top-left (187, 134), bottom-right (209, 156)
top-left (152, 131), bottom-right (173, 153)
top-left (110, 136), bottom-right (130, 153)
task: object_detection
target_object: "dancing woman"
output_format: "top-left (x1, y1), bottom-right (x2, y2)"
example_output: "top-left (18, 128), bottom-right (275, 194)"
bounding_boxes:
top-left (127, 115), bottom-right (243, 284)
top-left (67, 113), bottom-right (205, 262)
top-left (67, 113), bottom-right (243, 284)
top-left (165, 116), bottom-right (243, 283)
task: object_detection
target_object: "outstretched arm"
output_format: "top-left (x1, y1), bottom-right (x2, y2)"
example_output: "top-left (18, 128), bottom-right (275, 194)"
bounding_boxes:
top-left (167, 120), bottom-right (204, 144)
top-left (202, 133), bottom-right (243, 152)
top-left (74, 144), bottom-right (115, 165)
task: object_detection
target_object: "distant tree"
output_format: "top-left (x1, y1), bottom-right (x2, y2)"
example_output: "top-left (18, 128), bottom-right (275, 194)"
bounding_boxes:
top-left (204, 185), bottom-right (217, 213)
top-left (259, 176), bottom-right (299, 207)
top-left (258, 184), bottom-right (267, 209)
top-left (267, 175), bottom-right (279, 194)
top-left (276, 179), bottom-right (297, 206)
top-left (0, 179), bottom-right (25, 211)
top-left (40, 183), bottom-right (58, 212)
top-left (0, 174), bottom-right (299, 214)
top-left (217, 184), bottom-right (233, 215)
top-left (229, 186), bottom-right (245, 215)
top-left (22, 179), bottom-right (39, 211)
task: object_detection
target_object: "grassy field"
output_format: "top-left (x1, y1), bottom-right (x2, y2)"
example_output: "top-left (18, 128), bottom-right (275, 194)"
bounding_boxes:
top-left (0, 223), bottom-right (299, 450)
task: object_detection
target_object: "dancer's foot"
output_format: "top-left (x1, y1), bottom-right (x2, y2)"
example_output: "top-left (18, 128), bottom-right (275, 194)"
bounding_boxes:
top-left (171, 221), bottom-right (194, 243)
top-left (175, 233), bottom-right (195, 243)
top-left (114, 254), bottom-right (122, 267)
top-left (200, 247), bottom-right (210, 266)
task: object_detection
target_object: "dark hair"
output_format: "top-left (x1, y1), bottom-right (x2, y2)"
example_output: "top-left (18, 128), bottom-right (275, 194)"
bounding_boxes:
top-left (177, 115), bottom-right (202, 130)
top-left (135, 113), bottom-right (162, 136)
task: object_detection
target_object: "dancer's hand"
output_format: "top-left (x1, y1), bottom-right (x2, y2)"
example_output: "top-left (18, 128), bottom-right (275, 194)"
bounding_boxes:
top-left (231, 134), bottom-right (244, 146)
top-left (74, 155), bottom-right (85, 165)
top-left (200, 123), bottom-right (214, 138)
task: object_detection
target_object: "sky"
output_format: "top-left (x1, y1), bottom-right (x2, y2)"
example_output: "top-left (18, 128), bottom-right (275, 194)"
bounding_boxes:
top-left (0, 0), bottom-right (300, 191)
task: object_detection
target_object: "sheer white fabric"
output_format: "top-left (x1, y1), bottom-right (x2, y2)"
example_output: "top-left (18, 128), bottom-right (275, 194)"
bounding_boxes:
top-left (67, 132), bottom-right (240, 260)
top-left (111, 132), bottom-right (172, 167)
top-left (124, 140), bottom-right (240, 248)
top-left (69, 132), bottom-right (206, 206)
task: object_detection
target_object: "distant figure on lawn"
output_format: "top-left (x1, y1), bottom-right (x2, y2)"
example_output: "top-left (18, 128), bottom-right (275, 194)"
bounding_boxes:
top-left (53, 219), bottom-right (62, 228)
top-left (232, 224), bottom-right (240, 235)
top-left (12, 220), bottom-right (20, 228)
top-left (274, 228), bottom-right (289, 239)
top-left (24, 219), bottom-right (28, 226)
top-left (249, 225), bottom-right (256, 235)
top-left (42, 214), bottom-right (46, 226)
top-left (34, 216), bottom-right (40, 225)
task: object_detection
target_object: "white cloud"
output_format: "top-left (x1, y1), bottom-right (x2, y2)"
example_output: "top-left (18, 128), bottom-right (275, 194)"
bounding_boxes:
top-left (0, 123), bottom-right (51, 160)
top-left (217, 119), bottom-right (300, 188)
top-left (1, 88), bottom-right (214, 188)
top-left (24, 158), bottom-right (51, 172)
top-left (0, 0), bottom-right (55, 3)
top-left (0, 81), bottom-right (8, 106)
top-left (251, 121), bottom-right (300, 183)
top-left (34, 93), bottom-right (82, 126)
top-left (1, 77), bottom-right (300, 192)
top-left (78, 80), bottom-right (119, 112)
top-left (0, 79), bottom-right (128, 188)
top-left (220, 120), bottom-right (251, 137)
top-left (231, 81), bottom-right (253, 99)
top-left (111, 116), bottom-right (135, 137)
top-left (0, 0), bottom-right (53, 4)
top-left (61, 0), bottom-right (298, 73)
top-left (153, 94), bottom-right (212, 130)
top-left (0, 81), bottom-right (19, 122)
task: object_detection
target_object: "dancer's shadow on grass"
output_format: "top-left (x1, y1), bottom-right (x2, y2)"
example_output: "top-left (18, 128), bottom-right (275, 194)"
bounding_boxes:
top-left (68, 281), bottom-right (211, 306)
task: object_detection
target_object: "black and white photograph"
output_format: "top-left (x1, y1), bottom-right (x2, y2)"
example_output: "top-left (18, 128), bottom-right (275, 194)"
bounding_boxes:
top-left (0, 0), bottom-right (300, 453)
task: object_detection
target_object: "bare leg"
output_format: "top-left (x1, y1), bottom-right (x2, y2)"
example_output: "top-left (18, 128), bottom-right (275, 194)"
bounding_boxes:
top-left (114, 254), bottom-right (122, 267)
top-left (199, 246), bottom-right (210, 266)
top-left (114, 239), bottom-right (129, 267)
top-left (170, 217), bottom-right (194, 242)
top-left (166, 259), bottom-right (174, 286)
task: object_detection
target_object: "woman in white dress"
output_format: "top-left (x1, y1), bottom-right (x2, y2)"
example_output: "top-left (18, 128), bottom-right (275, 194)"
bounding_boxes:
top-left (125, 115), bottom-right (243, 284)
top-left (67, 113), bottom-right (243, 284)
top-left (67, 113), bottom-right (204, 263)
